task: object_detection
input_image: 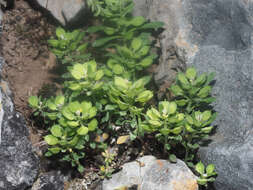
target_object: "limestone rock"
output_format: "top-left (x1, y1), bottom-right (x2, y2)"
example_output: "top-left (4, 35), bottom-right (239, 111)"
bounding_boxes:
top-left (35, 0), bottom-right (87, 26)
top-left (100, 156), bottom-right (198, 190)
top-left (31, 171), bottom-right (69, 190)
top-left (133, 0), bottom-right (253, 189)
top-left (0, 82), bottom-right (39, 190)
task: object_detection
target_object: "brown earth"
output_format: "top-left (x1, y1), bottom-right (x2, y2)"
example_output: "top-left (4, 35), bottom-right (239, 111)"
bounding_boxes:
top-left (0, 0), bottom-right (58, 145)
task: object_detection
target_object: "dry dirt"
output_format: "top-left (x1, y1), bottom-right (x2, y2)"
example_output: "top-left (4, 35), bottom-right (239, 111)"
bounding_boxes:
top-left (0, 0), bottom-right (58, 144)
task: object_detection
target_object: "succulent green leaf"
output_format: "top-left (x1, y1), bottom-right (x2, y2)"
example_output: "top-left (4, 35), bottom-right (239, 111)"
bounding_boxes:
top-left (202, 111), bottom-right (212, 121)
top-left (77, 126), bottom-right (89, 135)
top-left (149, 120), bottom-right (162, 127)
top-left (130, 16), bottom-right (146, 26)
top-left (71, 64), bottom-right (86, 80)
top-left (28, 96), bottom-right (39, 108)
top-left (136, 90), bottom-right (153, 103)
top-left (62, 107), bottom-right (75, 120)
top-left (95, 70), bottom-right (104, 81)
top-left (206, 164), bottom-right (215, 175)
top-left (47, 100), bottom-right (57, 111)
top-left (169, 154), bottom-right (177, 163)
top-left (140, 21), bottom-right (164, 30)
top-left (56, 27), bottom-right (66, 39)
top-left (178, 73), bottom-right (190, 86)
top-left (88, 119), bottom-right (98, 131)
top-left (139, 57), bottom-right (153, 67)
top-left (48, 147), bottom-right (61, 154)
top-left (92, 36), bottom-right (118, 47)
top-left (50, 125), bottom-right (63, 137)
top-left (170, 85), bottom-right (184, 96)
top-left (88, 107), bottom-right (97, 118)
top-left (197, 178), bottom-right (208, 186)
top-left (55, 95), bottom-right (65, 106)
top-left (48, 39), bottom-right (59, 47)
top-left (112, 64), bottom-right (124, 74)
top-left (67, 121), bottom-right (79, 127)
top-left (45, 135), bottom-right (59, 145)
top-left (201, 126), bottom-right (213, 133)
top-left (195, 162), bottom-right (205, 175)
top-left (114, 77), bottom-right (130, 91)
top-left (197, 86), bottom-right (211, 98)
top-left (131, 38), bottom-right (142, 51)
top-left (104, 27), bottom-right (115, 35)
top-left (170, 126), bottom-right (183, 135)
top-left (186, 67), bottom-right (197, 80)
top-left (195, 74), bottom-right (206, 86)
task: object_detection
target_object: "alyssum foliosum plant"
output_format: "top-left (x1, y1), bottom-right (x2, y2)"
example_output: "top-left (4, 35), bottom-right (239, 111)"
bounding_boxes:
top-left (29, 0), bottom-right (217, 187)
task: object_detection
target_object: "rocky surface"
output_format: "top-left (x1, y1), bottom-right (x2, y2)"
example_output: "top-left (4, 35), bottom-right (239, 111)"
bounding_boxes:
top-left (133, 0), bottom-right (253, 189)
top-left (35, 0), bottom-right (87, 26)
top-left (31, 171), bottom-right (68, 190)
top-left (0, 9), bottom-right (39, 190)
top-left (0, 80), bottom-right (40, 190)
top-left (98, 155), bottom-right (198, 190)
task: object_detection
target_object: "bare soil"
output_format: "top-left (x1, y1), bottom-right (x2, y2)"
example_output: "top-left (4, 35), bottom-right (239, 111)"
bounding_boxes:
top-left (0, 0), bottom-right (58, 145)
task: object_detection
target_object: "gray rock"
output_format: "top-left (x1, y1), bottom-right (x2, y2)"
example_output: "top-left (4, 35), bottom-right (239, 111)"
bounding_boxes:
top-left (0, 84), bottom-right (39, 190)
top-left (100, 155), bottom-right (198, 190)
top-left (133, 0), bottom-right (253, 189)
top-left (35, 0), bottom-right (87, 26)
top-left (32, 171), bottom-right (69, 190)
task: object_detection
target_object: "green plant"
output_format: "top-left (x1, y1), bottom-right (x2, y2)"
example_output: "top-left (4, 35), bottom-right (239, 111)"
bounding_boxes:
top-left (170, 67), bottom-right (215, 113)
top-left (48, 27), bottom-right (90, 64)
top-left (87, 0), bottom-right (163, 49)
top-left (143, 101), bottom-right (184, 159)
top-left (29, 95), bottom-right (102, 172)
top-left (99, 149), bottom-right (116, 179)
top-left (103, 36), bottom-right (157, 80)
top-left (108, 76), bottom-right (153, 139)
top-left (195, 161), bottom-right (217, 188)
top-left (64, 60), bottom-right (105, 101)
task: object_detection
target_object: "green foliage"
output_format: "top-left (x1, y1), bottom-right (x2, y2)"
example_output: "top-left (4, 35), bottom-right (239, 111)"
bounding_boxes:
top-left (99, 149), bottom-right (116, 179)
top-left (170, 67), bottom-right (216, 113)
top-left (103, 36), bottom-right (157, 80)
top-left (28, 0), bottom-right (217, 182)
top-left (48, 27), bottom-right (90, 64)
top-left (195, 162), bottom-right (217, 187)
top-left (87, 0), bottom-right (163, 49)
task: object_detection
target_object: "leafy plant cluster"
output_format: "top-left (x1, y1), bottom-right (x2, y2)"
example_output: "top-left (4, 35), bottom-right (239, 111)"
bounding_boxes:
top-left (29, 0), bottom-right (217, 187)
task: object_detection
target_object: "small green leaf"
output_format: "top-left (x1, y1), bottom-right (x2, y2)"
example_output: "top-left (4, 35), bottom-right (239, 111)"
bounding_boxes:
top-left (92, 36), bottom-right (118, 47)
top-left (50, 125), bottom-right (63, 137)
top-left (78, 165), bottom-right (85, 173)
top-left (71, 64), bottom-right (86, 80)
top-left (88, 119), bottom-right (98, 131)
top-left (178, 73), bottom-right (190, 86)
top-left (77, 126), bottom-right (89, 135)
top-left (202, 111), bottom-right (212, 121)
top-left (47, 100), bottom-right (57, 111)
top-left (95, 70), bottom-right (104, 81)
top-left (28, 96), bottom-right (39, 108)
top-left (49, 147), bottom-right (61, 154)
top-left (195, 162), bottom-right (205, 175)
top-left (56, 27), bottom-right (66, 39)
top-left (88, 107), bottom-right (97, 118)
top-left (186, 67), bottom-right (197, 80)
top-left (140, 21), bottom-right (164, 30)
top-left (170, 126), bottom-right (182, 135)
top-left (206, 164), bottom-right (215, 175)
top-left (104, 27), bottom-right (115, 35)
top-left (112, 64), bottom-right (124, 74)
top-left (130, 16), bottom-right (146, 26)
top-left (55, 95), bottom-right (65, 106)
top-left (136, 90), bottom-right (153, 103)
top-left (45, 135), bottom-right (59, 145)
top-left (131, 38), bottom-right (142, 51)
top-left (139, 57), bottom-right (153, 67)
top-left (197, 178), bottom-right (208, 186)
top-left (169, 154), bottom-right (177, 163)
top-left (114, 77), bottom-right (130, 91)
top-left (48, 39), bottom-right (59, 47)
top-left (170, 85), bottom-right (184, 96)
top-left (197, 86), bottom-right (211, 98)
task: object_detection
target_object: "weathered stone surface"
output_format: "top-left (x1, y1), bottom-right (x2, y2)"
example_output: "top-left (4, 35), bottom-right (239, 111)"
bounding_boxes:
top-left (35, 0), bottom-right (87, 26)
top-left (0, 82), bottom-right (39, 190)
top-left (133, 0), bottom-right (253, 189)
top-left (31, 171), bottom-right (68, 190)
top-left (100, 156), bottom-right (198, 190)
